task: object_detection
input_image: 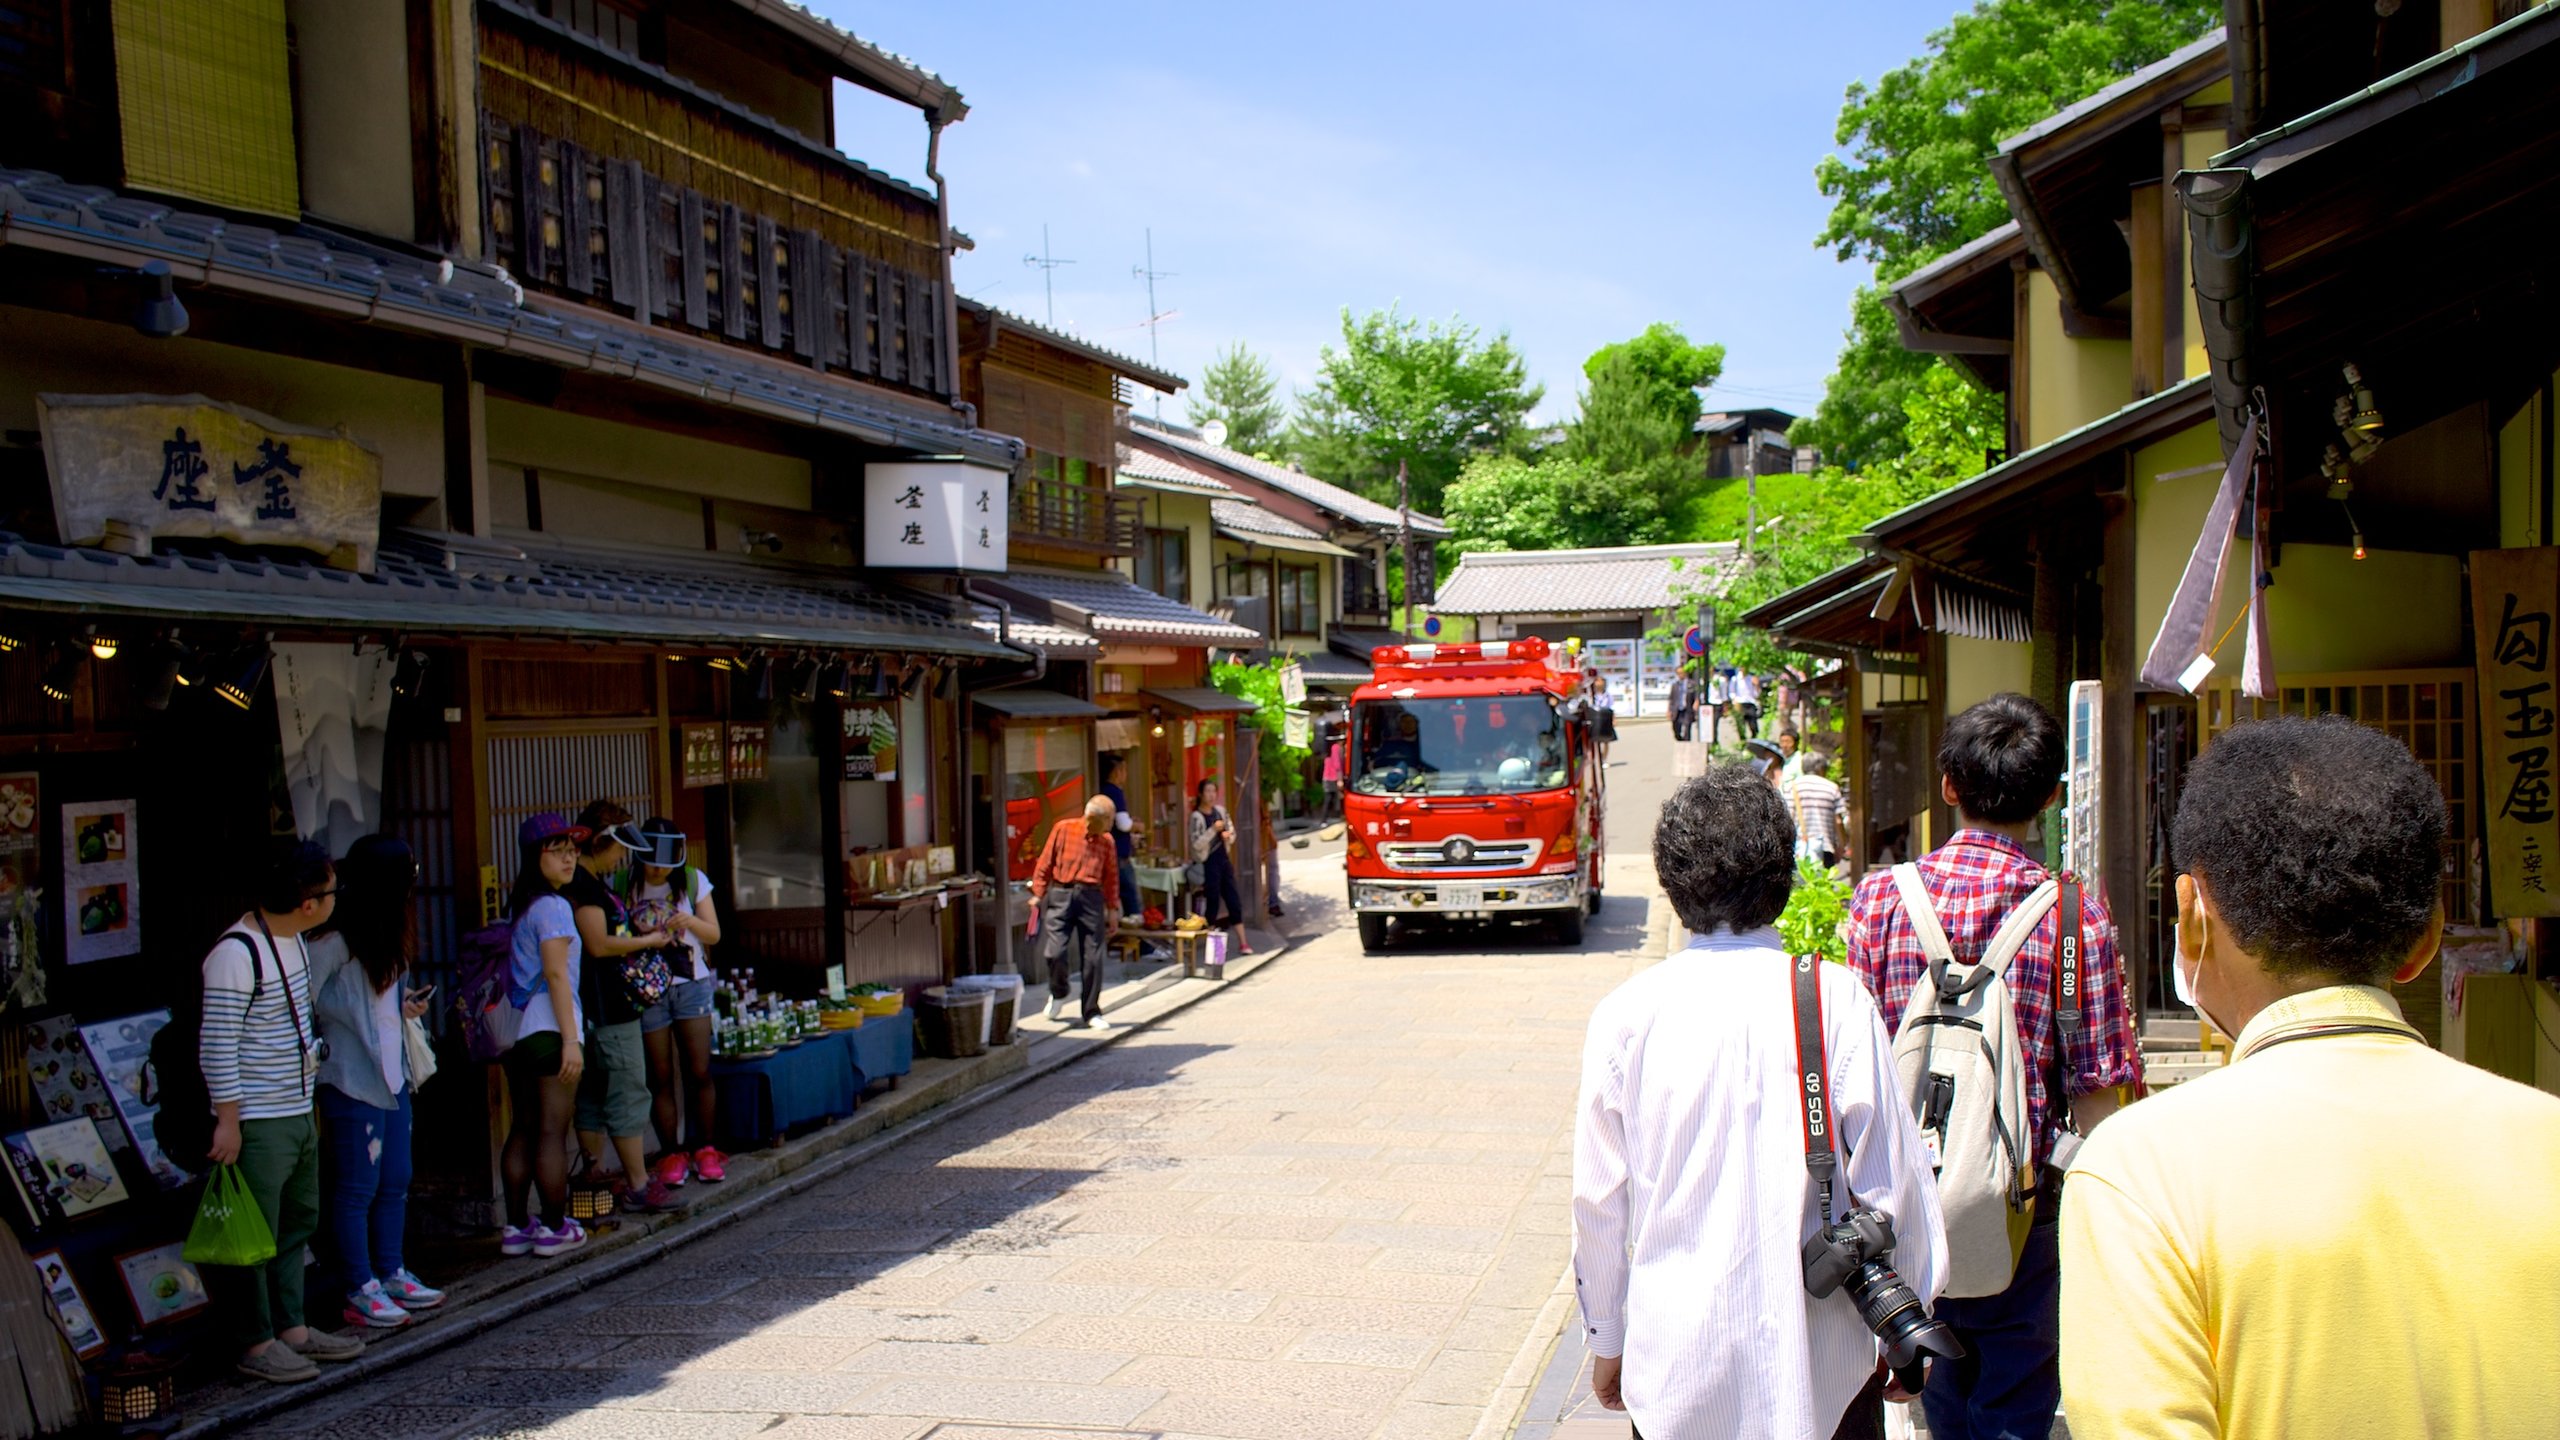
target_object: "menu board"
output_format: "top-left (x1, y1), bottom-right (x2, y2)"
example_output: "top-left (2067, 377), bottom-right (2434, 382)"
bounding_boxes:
top-left (4, 1118), bottom-right (130, 1228)
top-left (80, 1011), bottom-right (185, 1188)
top-left (21, 1016), bottom-right (132, 1163)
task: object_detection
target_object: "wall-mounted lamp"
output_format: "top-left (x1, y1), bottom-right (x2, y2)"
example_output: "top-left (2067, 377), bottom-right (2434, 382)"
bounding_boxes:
top-left (2342, 362), bottom-right (2384, 435)
top-left (215, 643), bottom-right (273, 710)
top-left (98, 260), bottom-right (189, 339)
top-left (391, 649), bottom-right (430, 700)
top-left (1149, 704), bottom-right (1166, 739)
top-left (85, 627), bottom-right (118, 661)
top-left (38, 646), bottom-right (77, 703)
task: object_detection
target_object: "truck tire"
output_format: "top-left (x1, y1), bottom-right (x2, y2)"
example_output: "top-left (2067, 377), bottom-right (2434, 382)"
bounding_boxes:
top-left (1552, 906), bottom-right (1585, 947)
top-left (1358, 913), bottom-right (1389, 954)
top-left (1587, 887), bottom-right (1602, 916)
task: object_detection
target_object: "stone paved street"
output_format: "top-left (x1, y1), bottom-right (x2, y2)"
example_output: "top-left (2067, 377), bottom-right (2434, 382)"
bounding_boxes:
top-left (239, 725), bottom-right (1688, 1440)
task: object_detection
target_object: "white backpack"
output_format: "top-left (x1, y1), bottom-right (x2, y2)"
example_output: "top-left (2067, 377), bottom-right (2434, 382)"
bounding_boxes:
top-left (1885, 864), bottom-right (2080, 1299)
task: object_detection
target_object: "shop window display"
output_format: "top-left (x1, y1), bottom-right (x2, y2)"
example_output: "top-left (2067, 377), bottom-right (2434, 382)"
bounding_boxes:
top-left (1003, 724), bottom-right (1088, 882)
top-left (730, 710), bottom-right (824, 911)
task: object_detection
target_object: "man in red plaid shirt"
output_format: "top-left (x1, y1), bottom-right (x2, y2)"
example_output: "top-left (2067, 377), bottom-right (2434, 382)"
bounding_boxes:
top-left (1846, 693), bottom-right (2143, 1440)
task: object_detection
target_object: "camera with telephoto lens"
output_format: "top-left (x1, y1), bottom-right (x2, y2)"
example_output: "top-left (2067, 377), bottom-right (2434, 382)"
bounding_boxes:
top-left (1801, 1208), bottom-right (1965, 1393)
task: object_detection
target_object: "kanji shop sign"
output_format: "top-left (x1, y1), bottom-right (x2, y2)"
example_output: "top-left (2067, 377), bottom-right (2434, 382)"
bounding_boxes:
top-left (37, 394), bottom-right (382, 571)
top-left (862, 460), bottom-right (1007, 573)
top-left (2472, 547), bottom-right (2560, 917)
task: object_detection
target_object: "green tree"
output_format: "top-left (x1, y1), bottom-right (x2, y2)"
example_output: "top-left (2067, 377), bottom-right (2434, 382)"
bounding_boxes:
top-left (1186, 343), bottom-right (1286, 456)
top-left (1581, 323), bottom-right (1726, 436)
top-left (1797, 0), bottom-right (2220, 470)
top-left (1284, 307), bottom-right (1543, 515)
top-left (1211, 656), bottom-right (1313, 804)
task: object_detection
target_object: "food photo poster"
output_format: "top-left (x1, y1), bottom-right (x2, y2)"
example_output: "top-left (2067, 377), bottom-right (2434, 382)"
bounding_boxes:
top-left (62, 799), bottom-right (139, 964)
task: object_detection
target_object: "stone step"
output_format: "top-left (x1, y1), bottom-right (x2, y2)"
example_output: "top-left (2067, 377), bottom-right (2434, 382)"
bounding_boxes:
top-left (2145, 1051), bottom-right (2227, 1088)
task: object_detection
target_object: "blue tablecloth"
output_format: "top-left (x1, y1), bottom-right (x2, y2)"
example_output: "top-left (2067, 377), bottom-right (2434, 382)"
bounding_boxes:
top-left (711, 1029), bottom-right (858, 1147)
top-left (846, 1011), bottom-right (914, 1089)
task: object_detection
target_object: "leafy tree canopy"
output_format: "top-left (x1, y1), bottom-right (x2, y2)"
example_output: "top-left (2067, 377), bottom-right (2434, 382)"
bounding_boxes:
top-left (1284, 307), bottom-right (1542, 516)
top-left (1580, 323), bottom-right (1726, 436)
top-left (1186, 343), bottom-right (1286, 457)
top-left (1796, 0), bottom-right (2220, 469)
top-left (1211, 656), bottom-right (1313, 802)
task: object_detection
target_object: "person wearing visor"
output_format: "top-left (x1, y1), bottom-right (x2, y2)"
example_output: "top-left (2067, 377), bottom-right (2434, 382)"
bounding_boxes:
top-left (623, 817), bottom-right (724, 1188)
top-left (567, 800), bottom-right (676, 1215)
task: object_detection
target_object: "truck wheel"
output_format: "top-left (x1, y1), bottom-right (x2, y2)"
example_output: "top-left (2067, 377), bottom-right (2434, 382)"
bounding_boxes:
top-left (1358, 914), bottom-right (1389, 953)
top-left (1587, 887), bottom-right (1602, 917)
top-left (1553, 906), bottom-right (1585, 947)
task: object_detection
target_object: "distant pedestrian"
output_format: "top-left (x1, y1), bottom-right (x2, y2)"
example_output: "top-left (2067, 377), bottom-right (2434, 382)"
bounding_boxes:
top-left (1777, 728), bottom-right (1804, 782)
top-left (1033, 795), bottom-right (1121, 1029)
top-left (1260, 793), bottom-right (1284, 918)
top-left (1575, 765), bottom-right (1947, 1438)
top-left (1321, 735), bottom-right (1345, 823)
top-left (1732, 669), bottom-right (1763, 741)
top-left (1591, 674), bottom-right (1618, 766)
top-left (1788, 749), bottom-right (1844, 870)
top-left (1668, 670), bottom-right (1693, 741)
top-left (500, 814), bottom-right (589, 1260)
top-left (1190, 780), bottom-right (1250, 956)
top-left (2061, 716), bottom-right (2560, 1438)
top-left (1098, 753), bottom-right (1142, 924)
top-left (1706, 667), bottom-right (1730, 746)
top-left (626, 817), bottom-right (723, 1190)
top-left (1844, 694), bottom-right (2143, 1440)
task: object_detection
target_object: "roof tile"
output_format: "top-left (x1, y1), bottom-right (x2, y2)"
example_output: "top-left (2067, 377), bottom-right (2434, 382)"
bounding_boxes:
top-left (1433, 543), bottom-right (1738, 616)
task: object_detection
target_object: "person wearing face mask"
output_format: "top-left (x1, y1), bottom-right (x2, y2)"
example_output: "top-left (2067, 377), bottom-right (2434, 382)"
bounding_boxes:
top-left (2059, 715), bottom-right (2560, 1438)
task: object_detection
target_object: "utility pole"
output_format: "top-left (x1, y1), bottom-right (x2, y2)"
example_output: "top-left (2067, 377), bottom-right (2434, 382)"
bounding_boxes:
top-left (1743, 436), bottom-right (1759, 560)
top-left (1021, 224), bottom-right (1074, 327)
top-left (1131, 229), bottom-right (1176, 421)
top-left (1397, 458), bottom-right (1414, 635)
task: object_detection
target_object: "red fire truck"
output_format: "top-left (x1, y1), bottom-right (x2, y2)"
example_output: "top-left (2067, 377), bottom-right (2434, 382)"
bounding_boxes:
top-left (1343, 637), bottom-right (1604, 952)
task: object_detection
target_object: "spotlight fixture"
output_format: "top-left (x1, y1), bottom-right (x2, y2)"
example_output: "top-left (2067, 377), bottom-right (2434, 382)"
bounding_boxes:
top-left (0, 631), bottom-right (22, 655)
top-left (141, 637), bottom-right (193, 711)
top-left (131, 260), bottom-right (189, 339)
top-left (86, 628), bottom-right (118, 661)
top-left (214, 644), bottom-right (273, 711)
top-left (868, 659), bottom-right (895, 699)
top-left (2320, 445), bottom-right (2354, 500)
top-left (391, 649), bottom-right (430, 701)
top-left (1149, 704), bottom-right (1166, 739)
top-left (2342, 362), bottom-right (2384, 435)
top-left (822, 659), bottom-right (851, 701)
top-left (745, 650), bottom-right (774, 702)
top-left (38, 646), bottom-right (78, 704)
top-left (795, 653), bottom-right (823, 703)
top-left (707, 655), bottom-right (738, 673)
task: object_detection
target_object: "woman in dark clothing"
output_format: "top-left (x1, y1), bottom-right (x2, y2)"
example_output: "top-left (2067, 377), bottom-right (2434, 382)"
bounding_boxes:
top-left (1188, 779), bottom-right (1253, 955)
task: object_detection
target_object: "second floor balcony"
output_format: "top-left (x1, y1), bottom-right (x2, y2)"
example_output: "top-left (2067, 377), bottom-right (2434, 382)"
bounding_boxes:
top-left (1011, 476), bottom-right (1140, 555)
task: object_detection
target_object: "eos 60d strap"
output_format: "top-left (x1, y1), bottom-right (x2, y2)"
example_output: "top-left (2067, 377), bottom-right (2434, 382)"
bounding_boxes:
top-left (2056, 872), bottom-right (2086, 1038)
top-left (1788, 954), bottom-right (1838, 1225)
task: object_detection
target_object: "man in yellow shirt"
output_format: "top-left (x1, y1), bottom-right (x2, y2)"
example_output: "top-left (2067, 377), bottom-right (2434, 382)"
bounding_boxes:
top-left (2060, 715), bottom-right (2560, 1437)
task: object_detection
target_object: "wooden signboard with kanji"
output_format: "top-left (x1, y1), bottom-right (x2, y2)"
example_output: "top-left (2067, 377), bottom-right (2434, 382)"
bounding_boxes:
top-left (2471, 547), bottom-right (2560, 916)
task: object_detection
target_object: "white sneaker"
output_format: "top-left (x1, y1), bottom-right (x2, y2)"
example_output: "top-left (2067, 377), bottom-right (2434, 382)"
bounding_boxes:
top-left (1086, 1015), bottom-right (1112, 1033)
top-left (1045, 996), bottom-right (1066, 1022)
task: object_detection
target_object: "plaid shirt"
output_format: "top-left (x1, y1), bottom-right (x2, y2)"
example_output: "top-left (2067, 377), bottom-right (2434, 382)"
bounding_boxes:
top-left (1845, 830), bottom-right (2143, 1174)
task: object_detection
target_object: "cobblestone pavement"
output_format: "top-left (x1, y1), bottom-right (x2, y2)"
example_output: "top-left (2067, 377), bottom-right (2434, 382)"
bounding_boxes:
top-left (242, 727), bottom-right (1685, 1440)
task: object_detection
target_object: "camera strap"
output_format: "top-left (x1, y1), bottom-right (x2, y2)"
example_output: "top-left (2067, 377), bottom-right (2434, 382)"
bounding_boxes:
top-left (1788, 953), bottom-right (1840, 1226)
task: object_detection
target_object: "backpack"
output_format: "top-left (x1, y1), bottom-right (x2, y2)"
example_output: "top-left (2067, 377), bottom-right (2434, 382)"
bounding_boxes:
top-left (148, 933), bottom-right (263, 1176)
top-left (453, 921), bottom-right (524, 1063)
top-left (1884, 864), bottom-right (2082, 1299)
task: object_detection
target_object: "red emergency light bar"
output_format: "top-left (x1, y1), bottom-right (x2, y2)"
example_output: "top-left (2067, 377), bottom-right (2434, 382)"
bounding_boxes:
top-left (1372, 637), bottom-right (1550, 666)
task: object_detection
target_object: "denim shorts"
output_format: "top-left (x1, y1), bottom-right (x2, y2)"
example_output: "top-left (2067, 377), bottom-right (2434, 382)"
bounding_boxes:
top-left (639, 975), bottom-right (716, 1033)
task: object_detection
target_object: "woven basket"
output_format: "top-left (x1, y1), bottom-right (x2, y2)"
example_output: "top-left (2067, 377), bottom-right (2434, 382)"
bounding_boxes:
top-left (852, 991), bottom-right (905, 1017)
top-left (916, 988), bottom-right (989, 1059)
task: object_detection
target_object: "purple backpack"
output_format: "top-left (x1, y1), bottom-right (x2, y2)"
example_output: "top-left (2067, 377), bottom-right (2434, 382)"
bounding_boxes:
top-left (453, 921), bottom-right (522, 1063)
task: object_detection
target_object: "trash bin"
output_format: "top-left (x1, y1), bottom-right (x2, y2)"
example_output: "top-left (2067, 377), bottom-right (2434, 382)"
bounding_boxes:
top-left (916, 986), bottom-right (990, 1059)
top-left (951, 973), bottom-right (1024, 1046)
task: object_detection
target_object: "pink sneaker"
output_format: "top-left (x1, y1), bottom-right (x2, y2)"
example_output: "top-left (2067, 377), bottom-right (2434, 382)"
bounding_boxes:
top-left (651, 1152), bottom-right (692, 1189)
top-left (531, 1219), bottom-right (587, 1257)
top-left (343, 1280), bottom-right (411, 1329)
top-left (691, 1147), bottom-right (727, 1183)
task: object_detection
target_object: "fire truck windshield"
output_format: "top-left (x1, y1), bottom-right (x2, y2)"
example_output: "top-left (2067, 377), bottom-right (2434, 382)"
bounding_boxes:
top-left (1352, 695), bottom-right (1566, 796)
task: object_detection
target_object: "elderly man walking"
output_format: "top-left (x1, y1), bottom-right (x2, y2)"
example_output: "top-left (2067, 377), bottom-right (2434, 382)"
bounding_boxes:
top-left (1574, 765), bottom-right (1949, 1439)
top-left (1030, 796), bottom-right (1121, 1031)
top-left (2062, 716), bottom-right (2560, 1437)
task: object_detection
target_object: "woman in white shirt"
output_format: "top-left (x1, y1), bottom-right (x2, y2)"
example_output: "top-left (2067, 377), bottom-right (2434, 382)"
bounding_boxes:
top-left (626, 817), bottom-right (724, 1188)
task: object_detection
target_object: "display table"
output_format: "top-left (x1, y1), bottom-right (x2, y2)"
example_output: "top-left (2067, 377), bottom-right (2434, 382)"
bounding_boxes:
top-left (711, 1029), bottom-right (859, 1149)
top-left (1131, 863), bottom-right (1190, 917)
top-left (845, 1010), bottom-right (914, 1092)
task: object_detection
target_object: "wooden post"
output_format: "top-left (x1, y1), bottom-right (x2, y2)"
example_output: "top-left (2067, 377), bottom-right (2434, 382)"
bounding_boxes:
top-left (2129, 181), bottom-right (2165, 400)
top-left (2100, 469), bottom-right (2145, 1005)
top-left (2160, 112), bottom-right (2188, 386)
top-left (441, 348), bottom-right (488, 538)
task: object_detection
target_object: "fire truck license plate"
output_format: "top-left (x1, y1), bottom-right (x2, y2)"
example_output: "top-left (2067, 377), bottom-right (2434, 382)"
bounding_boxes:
top-left (1441, 885), bottom-right (1483, 911)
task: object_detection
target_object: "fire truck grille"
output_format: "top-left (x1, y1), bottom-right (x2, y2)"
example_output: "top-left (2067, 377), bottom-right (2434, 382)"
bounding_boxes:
top-left (1379, 839), bottom-right (1541, 871)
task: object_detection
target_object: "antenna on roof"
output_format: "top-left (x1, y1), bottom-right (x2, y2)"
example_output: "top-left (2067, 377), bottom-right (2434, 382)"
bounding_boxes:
top-left (1021, 224), bottom-right (1074, 326)
top-left (1132, 228), bottom-right (1177, 420)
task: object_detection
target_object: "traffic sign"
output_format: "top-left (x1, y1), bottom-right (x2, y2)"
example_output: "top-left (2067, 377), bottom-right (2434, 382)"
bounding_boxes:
top-left (1422, 614), bottom-right (1443, 638)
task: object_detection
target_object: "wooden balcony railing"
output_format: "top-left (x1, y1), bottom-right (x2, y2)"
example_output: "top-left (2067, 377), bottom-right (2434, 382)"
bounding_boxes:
top-left (1012, 480), bottom-right (1140, 554)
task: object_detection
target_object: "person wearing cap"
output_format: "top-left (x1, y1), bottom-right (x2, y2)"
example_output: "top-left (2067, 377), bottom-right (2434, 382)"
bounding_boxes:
top-left (567, 800), bottom-right (676, 1215)
top-left (623, 817), bottom-right (725, 1189)
top-left (501, 812), bottom-right (590, 1258)
top-left (1032, 795), bottom-right (1121, 1030)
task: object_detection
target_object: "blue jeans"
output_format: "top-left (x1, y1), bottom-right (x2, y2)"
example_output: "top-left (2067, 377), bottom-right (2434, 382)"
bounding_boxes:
top-left (1117, 857), bottom-right (1140, 919)
top-left (1921, 1215), bottom-right (2060, 1440)
top-left (318, 1084), bottom-right (413, 1298)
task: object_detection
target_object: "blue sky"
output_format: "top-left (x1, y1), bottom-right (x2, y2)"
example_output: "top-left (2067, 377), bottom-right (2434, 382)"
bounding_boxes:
top-left (817, 2), bottom-right (1966, 425)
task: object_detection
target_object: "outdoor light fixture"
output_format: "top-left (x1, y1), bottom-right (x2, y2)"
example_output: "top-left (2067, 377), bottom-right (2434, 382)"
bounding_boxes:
top-left (38, 647), bottom-right (77, 704)
top-left (98, 260), bottom-right (188, 339)
top-left (869, 658), bottom-right (895, 699)
top-left (2343, 362), bottom-right (2384, 435)
top-left (707, 655), bottom-right (738, 673)
top-left (86, 628), bottom-right (118, 661)
top-left (745, 650), bottom-right (774, 702)
top-left (822, 659), bottom-right (851, 701)
top-left (1149, 705), bottom-right (1166, 738)
top-left (795, 653), bottom-right (822, 703)
top-left (391, 649), bottom-right (430, 701)
top-left (0, 632), bottom-right (18, 654)
top-left (214, 644), bottom-right (273, 711)
top-left (141, 637), bottom-right (192, 710)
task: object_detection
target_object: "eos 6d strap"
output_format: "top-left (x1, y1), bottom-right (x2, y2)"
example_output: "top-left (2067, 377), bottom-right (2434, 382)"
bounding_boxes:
top-left (1788, 954), bottom-right (1839, 1224)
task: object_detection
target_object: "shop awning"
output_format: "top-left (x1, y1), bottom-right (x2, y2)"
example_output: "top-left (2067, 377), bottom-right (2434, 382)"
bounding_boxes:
top-left (972, 688), bottom-right (1107, 719)
top-left (982, 570), bottom-right (1264, 647)
top-left (0, 528), bottom-right (1013, 657)
top-left (1289, 648), bottom-right (1372, 689)
top-left (1144, 687), bottom-right (1259, 715)
top-left (1212, 500), bottom-right (1358, 558)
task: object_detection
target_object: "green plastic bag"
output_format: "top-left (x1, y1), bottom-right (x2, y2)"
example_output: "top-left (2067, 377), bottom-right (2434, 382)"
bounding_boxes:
top-left (182, 1164), bottom-right (276, 1268)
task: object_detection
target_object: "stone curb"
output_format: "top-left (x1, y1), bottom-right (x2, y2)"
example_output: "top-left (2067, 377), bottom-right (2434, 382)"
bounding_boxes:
top-left (168, 934), bottom-right (1289, 1440)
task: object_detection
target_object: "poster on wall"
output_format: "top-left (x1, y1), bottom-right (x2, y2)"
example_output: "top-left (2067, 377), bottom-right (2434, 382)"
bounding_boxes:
top-left (20, 1017), bottom-right (133, 1162)
top-left (113, 1242), bottom-right (209, 1329)
top-left (726, 724), bottom-right (769, 784)
top-left (4, 1118), bottom-right (131, 1228)
top-left (2471, 546), bottom-right (2560, 917)
top-left (0, 772), bottom-right (37, 886)
top-left (842, 704), bottom-right (900, 782)
top-left (1581, 639), bottom-right (1638, 708)
top-left (61, 800), bottom-right (139, 964)
top-left (0, 770), bottom-right (40, 1008)
top-left (679, 723), bottom-right (725, 789)
top-left (29, 1249), bottom-right (106, 1358)
top-left (79, 1012), bottom-right (184, 1189)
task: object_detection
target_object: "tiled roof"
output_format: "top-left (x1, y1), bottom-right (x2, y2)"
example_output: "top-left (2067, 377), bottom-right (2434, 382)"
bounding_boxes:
top-left (1126, 418), bottom-right (1448, 536)
top-left (1328, 626), bottom-right (1410, 661)
top-left (970, 604), bottom-right (1101, 658)
top-left (1433, 543), bottom-right (1739, 616)
top-left (986, 570), bottom-right (1263, 646)
top-left (1288, 647), bottom-right (1372, 685)
top-left (0, 170), bottom-right (1019, 467)
top-left (1114, 445), bottom-right (1232, 496)
top-left (1997, 30), bottom-right (2226, 155)
top-left (0, 529), bottom-right (1008, 656)
top-left (1210, 499), bottom-right (1325, 544)
top-left (722, 0), bottom-right (967, 121)
top-left (962, 298), bottom-right (1185, 393)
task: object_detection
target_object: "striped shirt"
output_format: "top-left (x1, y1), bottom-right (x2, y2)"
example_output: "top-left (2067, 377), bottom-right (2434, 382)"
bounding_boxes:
top-left (1573, 928), bottom-right (1947, 1439)
top-left (199, 920), bottom-right (316, 1120)
top-left (1787, 771), bottom-right (1843, 858)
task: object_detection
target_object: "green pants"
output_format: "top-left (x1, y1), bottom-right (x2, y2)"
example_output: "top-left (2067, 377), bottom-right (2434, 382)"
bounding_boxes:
top-left (208, 1113), bottom-right (319, 1347)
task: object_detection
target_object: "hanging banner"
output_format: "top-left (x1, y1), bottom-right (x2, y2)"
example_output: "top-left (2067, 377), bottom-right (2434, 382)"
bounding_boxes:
top-left (841, 704), bottom-right (900, 782)
top-left (271, 644), bottom-right (394, 858)
top-left (1278, 663), bottom-right (1307, 707)
top-left (1283, 709), bottom-right (1311, 749)
top-left (37, 394), bottom-right (383, 571)
top-left (862, 460), bottom-right (1008, 572)
top-left (2140, 417), bottom-right (2257, 693)
top-left (61, 800), bottom-right (138, 965)
top-left (2472, 547), bottom-right (2560, 917)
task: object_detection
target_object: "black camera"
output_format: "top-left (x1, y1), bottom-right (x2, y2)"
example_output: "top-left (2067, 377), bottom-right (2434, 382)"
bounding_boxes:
top-left (1801, 1208), bottom-right (1965, 1394)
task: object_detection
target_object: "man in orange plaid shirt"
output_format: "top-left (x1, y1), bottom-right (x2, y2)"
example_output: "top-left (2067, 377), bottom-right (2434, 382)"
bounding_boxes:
top-left (1031, 795), bottom-right (1121, 1031)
